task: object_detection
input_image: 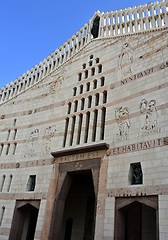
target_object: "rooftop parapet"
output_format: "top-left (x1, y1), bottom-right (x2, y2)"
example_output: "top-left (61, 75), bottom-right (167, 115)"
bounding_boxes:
top-left (0, 0), bottom-right (167, 104)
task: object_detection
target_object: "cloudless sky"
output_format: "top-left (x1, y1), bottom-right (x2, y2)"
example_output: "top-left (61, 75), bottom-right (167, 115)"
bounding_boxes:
top-left (0, 0), bottom-right (149, 89)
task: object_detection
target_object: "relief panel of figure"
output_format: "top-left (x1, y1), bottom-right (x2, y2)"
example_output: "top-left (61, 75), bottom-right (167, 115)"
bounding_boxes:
top-left (115, 107), bottom-right (130, 141)
top-left (139, 99), bottom-right (160, 136)
top-left (118, 42), bottom-right (134, 77)
top-left (42, 125), bottom-right (57, 155)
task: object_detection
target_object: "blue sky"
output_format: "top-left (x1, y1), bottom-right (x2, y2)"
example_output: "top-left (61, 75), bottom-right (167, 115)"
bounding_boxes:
top-left (0, 0), bottom-right (148, 89)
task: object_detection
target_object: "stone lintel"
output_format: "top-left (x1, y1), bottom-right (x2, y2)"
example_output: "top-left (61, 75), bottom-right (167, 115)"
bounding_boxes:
top-left (51, 142), bottom-right (109, 158)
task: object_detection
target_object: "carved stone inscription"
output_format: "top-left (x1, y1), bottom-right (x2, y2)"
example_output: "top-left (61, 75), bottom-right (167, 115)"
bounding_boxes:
top-left (120, 60), bottom-right (168, 86)
top-left (112, 137), bottom-right (167, 155)
top-left (58, 151), bottom-right (100, 162)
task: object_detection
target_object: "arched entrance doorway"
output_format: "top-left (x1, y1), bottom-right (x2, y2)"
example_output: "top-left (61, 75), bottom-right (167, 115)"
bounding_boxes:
top-left (49, 158), bottom-right (100, 240)
top-left (61, 170), bottom-right (96, 240)
top-left (9, 200), bottom-right (40, 240)
top-left (115, 196), bottom-right (158, 240)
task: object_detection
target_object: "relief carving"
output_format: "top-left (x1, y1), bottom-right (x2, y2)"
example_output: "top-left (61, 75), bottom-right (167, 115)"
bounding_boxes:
top-left (139, 99), bottom-right (160, 136)
top-left (42, 125), bottom-right (57, 155)
top-left (49, 68), bottom-right (65, 94)
top-left (25, 129), bottom-right (39, 157)
top-left (115, 107), bottom-right (130, 140)
top-left (118, 42), bottom-right (134, 77)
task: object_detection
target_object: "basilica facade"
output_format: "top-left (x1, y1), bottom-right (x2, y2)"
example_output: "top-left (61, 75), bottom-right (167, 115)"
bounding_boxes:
top-left (0, 1), bottom-right (168, 239)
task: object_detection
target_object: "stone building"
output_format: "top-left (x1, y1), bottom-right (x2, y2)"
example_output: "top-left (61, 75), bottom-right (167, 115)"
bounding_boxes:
top-left (0, 1), bottom-right (168, 239)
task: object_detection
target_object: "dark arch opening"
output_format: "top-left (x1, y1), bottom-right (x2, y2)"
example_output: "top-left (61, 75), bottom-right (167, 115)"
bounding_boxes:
top-left (91, 17), bottom-right (100, 38)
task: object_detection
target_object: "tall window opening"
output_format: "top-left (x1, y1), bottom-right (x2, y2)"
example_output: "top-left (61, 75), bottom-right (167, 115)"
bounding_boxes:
top-left (98, 64), bottom-right (102, 73)
top-left (129, 163), bottom-right (143, 185)
top-left (13, 129), bottom-right (17, 140)
top-left (13, 143), bottom-right (17, 155)
top-left (86, 82), bottom-right (90, 92)
top-left (6, 144), bottom-right (10, 155)
top-left (92, 110), bottom-right (98, 142)
top-left (67, 103), bottom-right (72, 114)
top-left (103, 91), bottom-right (107, 104)
top-left (0, 144), bottom-right (4, 155)
top-left (7, 174), bottom-right (13, 192)
top-left (77, 114), bottom-right (83, 145)
top-left (74, 101), bottom-right (78, 112)
top-left (85, 70), bottom-right (88, 79)
top-left (0, 206), bottom-right (5, 226)
top-left (91, 17), bottom-right (100, 38)
top-left (63, 118), bottom-right (69, 147)
top-left (95, 94), bottom-right (99, 106)
top-left (73, 87), bottom-right (77, 96)
top-left (81, 98), bottom-right (85, 110)
top-left (80, 85), bottom-right (83, 94)
top-left (100, 77), bottom-right (105, 86)
top-left (78, 73), bottom-right (82, 81)
top-left (7, 130), bottom-right (11, 141)
top-left (100, 107), bottom-right (106, 140)
top-left (93, 80), bottom-right (97, 89)
top-left (91, 68), bottom-right (95, 76)
top-left (69, 116), bottom-right (76, 146)
top-left (88, 96), bottom-right (92, 108)
top-left (0, 175), bottom-right (6, 192)
top-left (84, 112), bottom-right (90, 143)
top-left (26, 175), bottom-right (36, 191)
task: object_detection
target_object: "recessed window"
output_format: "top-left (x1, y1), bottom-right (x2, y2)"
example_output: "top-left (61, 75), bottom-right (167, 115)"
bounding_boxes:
top-left (88, 96), bottom-right (92, 108)
top-left (78, 73), bottom-right (82, 81)
top-left (95, 93), bottom-right (99, 106)
top-left (7, 174), bottom-right (13, 192)
top-left (89, 60), bottom-right (93, 66)
top-left (90, 55), bottom-right (93, 59)
top-left (74, 101), bottom-right (78, 112)
top-left (80, 85), bottom-right (83, 94)
top-left (82, 63), bottom-right (86, 69)
top-left (81, 98), bottom-right (85, 110)
top-left (92, 110), bottom-right (98, 142)
top-left (7, 130), bottom-right (10, 141)
top-left (27, 175), bottom-right (36, 191)
top-left (63, 118), bottom-right (69, 147)
top-left (98, 64), bottom-right (102, 73)
top-left (69, 116), bottom-right (76, 146)
top-left (100, 107), bottom-right (106, 140)
top-left (91, 68), bottom-right (95, 76)
top-left (13, 118), bottom-right (17, 126)
top-left (100, 77), bottom-right (105, 86)
top-left (85, 70), bottom-right (88, 79)
top-left (0, 144), bottom-right (4, 155)
top-left (13, 129), bottom-right (17, 140)
top-left (6, 144), bottom-right (10, 155)
top-left (77, 114), bottom-right (83, 145)
top-left (73, 87), bottom-right (77, 96)
top-left (67, 102), bottom-right (72, 114)
top-left (13, 143), bottom-right (17, 155)
top-left (0, 175), bottom-right (6, 192)
top-left (0, 206), bottom-right (5, 226)
top-left (93, 80), bottom-right (97, 89)
top-left (129, 163), bottom-right (143, 185)
top-left (86, 82), bottom-right (90, 92)
top-left (84, 112), bottom-right (90, 143)
top-left (103, 91), bottom-right (107, 104)
top-left (95, 58), bottom-right (99, 64)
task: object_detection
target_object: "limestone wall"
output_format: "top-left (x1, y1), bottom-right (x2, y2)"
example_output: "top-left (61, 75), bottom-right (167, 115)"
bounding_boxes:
top-left (0, 4), bottom-right (168, 239)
